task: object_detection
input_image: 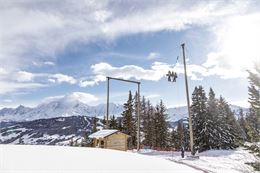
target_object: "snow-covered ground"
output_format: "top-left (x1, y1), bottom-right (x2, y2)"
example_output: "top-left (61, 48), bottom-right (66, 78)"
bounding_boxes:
top-left (0, 144), bottom-right (202, 173)
top-left (136, 148), bottom-right (259, 173)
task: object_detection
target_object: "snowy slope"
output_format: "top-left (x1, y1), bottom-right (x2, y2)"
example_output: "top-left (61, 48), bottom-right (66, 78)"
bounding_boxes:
top-left (0, 116), bottom-right (103, 145)
top-left (0, 145), bottom-right (202, 173)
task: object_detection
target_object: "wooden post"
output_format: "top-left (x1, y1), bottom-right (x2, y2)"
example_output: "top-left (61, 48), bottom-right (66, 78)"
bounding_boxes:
top-left (181, 43), bottom-right (194, 155)
top-left (137, 83), bottom-right (140, 151)
top-left (106, 77), bottom-right (109, 129)
top-left (105, 76), bottom-right (141, 150)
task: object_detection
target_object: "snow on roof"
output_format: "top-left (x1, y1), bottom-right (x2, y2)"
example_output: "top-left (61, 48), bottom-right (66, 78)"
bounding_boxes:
top-left (89, 129), bottom-right (118, 138)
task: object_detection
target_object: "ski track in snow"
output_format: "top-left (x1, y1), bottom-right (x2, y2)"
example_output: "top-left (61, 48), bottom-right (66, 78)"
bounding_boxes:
top-left (135, 148), bottom-right (258, 173)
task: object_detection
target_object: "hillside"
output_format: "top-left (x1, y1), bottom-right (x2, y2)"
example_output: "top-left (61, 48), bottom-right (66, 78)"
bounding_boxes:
top-left (0, 116), bottom-right (103, 145)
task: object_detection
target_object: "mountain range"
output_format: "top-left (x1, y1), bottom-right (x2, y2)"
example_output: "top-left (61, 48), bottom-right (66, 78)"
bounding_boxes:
top-left (0, 96), bottom-right (248, 122)
top-left (0, 101), bottom-right (123, 122)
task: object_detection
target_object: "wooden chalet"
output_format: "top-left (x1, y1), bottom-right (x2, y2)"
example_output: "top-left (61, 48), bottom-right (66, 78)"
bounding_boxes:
top-left (89, 129), bottom-right (130, 151)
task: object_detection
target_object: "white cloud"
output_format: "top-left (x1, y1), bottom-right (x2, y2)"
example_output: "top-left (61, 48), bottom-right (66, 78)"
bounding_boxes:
top-left (0, 0), bottom-right (258, 94)
top-left (0, 67), bottom-right (8, 75)
top-left (44, 61), bottom-right (55, 66)
top-left (0, 69), bottom-right (78, 94)
top-left (3, 99), bottom-right (12, 103)
top-left (92, 62), bottom-right (165, 81)
top-left (14, 71), bottom-right (35, 82)
top-left (204, 12), bottom-right (260, 79)
top-left (146, 94), bottom-right (160, 99)
top-left (147, 52), bottom-right (160, 60)
top-left (49, 73), bottom-right (77, 84)
top-left (42, 95), bottom-right (65, 103)
top-left (79, 61), bottom-right (208, 87)
top-left (0, 0), bottom-right (251, 71)
top-left (42, 92), bottom-right (99, 105)
top-left (0, 81), bottom-right (46, 94)
top-left (66, 92), bottom-right (99, 104)
top-left (79, 80), bottom-right (97, 87)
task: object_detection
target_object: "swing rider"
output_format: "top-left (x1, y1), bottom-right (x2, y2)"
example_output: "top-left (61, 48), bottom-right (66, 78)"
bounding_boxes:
top-left (166, 71), bottom-right (178, 82)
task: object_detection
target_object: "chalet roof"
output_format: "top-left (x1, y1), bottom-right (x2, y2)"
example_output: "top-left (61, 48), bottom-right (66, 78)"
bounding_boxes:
top-left (89, 129), bottom-right (118, 138)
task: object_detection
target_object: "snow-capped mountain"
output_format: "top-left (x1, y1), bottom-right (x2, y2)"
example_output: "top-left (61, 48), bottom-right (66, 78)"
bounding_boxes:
top-left (0, 100), bottom-right (123, 122)
top-left (167, 106), bottom-right (188, 122)
top-left (0, 91), bottom-right (248, 123)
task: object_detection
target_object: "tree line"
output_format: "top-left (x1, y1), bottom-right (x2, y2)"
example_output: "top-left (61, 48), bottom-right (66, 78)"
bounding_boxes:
top-left (85, 67), bottom-right (259, 152)
top-left (105, 91), bottom-right (169, 149)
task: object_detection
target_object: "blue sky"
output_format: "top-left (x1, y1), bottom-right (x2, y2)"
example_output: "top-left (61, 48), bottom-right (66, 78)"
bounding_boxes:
top-left (0, 0), bottom-right (260, 108)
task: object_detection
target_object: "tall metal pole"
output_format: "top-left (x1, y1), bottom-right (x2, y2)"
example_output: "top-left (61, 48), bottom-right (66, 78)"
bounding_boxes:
top-left (181, 43), bottom-right (194, 155)
top-left (106, 77), bottom-right (110, 129)
top-left (137, 83), bottom-right (140, 151)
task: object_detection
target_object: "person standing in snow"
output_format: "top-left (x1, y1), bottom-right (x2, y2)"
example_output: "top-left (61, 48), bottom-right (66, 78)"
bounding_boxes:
top-left (181, 146), bottom-right (185, 158)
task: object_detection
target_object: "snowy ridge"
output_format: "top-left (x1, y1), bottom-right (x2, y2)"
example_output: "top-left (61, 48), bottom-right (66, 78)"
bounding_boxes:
top-left (0, 100), bottom-right (123, 122)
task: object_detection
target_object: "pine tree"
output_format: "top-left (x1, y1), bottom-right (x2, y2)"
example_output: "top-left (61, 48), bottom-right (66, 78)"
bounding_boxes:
top-left (152, 105), bottom-right (159, 148)
top-left (248, 84), bottom-right (260, 133)
top-left (143, 100), bottom-right (154, 147)
top-left (152, 100), bottom-right (169, 149)
top-left (101, 116), bottom-right (106, 127)
top-left (191, 86), bottom-right (209, 152)
top-left (158, 100), bottom-right (169, 148)
top-left (246, 109), bottom-right (260, 142)
top-left (140, 96), bottom-right (148, 145)
top-left (109, 115), bottom-right (118, 129)
top-left (170, 128), bottom-right (178, 149)
top-left (122, 91), bottom-right (136, 147)
top-left (170, 119), bottom-right (189, 151)
top-left (92, 117), bottom-right (97, 133)
top-left (183, 121), bottom-right (190, 151)
top-left (217, 96), bottom-right (237, 149)
top-left (238, 108), bottom-right (248, 141)
top-left (175, 121), bottom-right (184, 150)
top-left (248, 66), bottom-right (260, 88)
top-left (82, 132), bottom-right (92, 147)
top-left (246, 68), bottom-right (260, 142)
top-left (132, 92), bottom-right (139, 147)
top-left (117, 117), bottom-right (123, 131)
top-left (207, 88), bottom-right (223, 149)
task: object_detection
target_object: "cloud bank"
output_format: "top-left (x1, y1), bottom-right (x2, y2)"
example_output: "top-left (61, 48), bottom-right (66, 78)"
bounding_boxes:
top-left (1, 0), bottom-right (259, 94)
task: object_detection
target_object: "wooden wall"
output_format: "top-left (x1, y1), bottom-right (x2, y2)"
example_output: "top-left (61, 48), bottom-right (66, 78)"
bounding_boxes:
top-left (106, 132), bottom-right (128, 151)
top-left (92, 132), bottom-right (129, 151)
